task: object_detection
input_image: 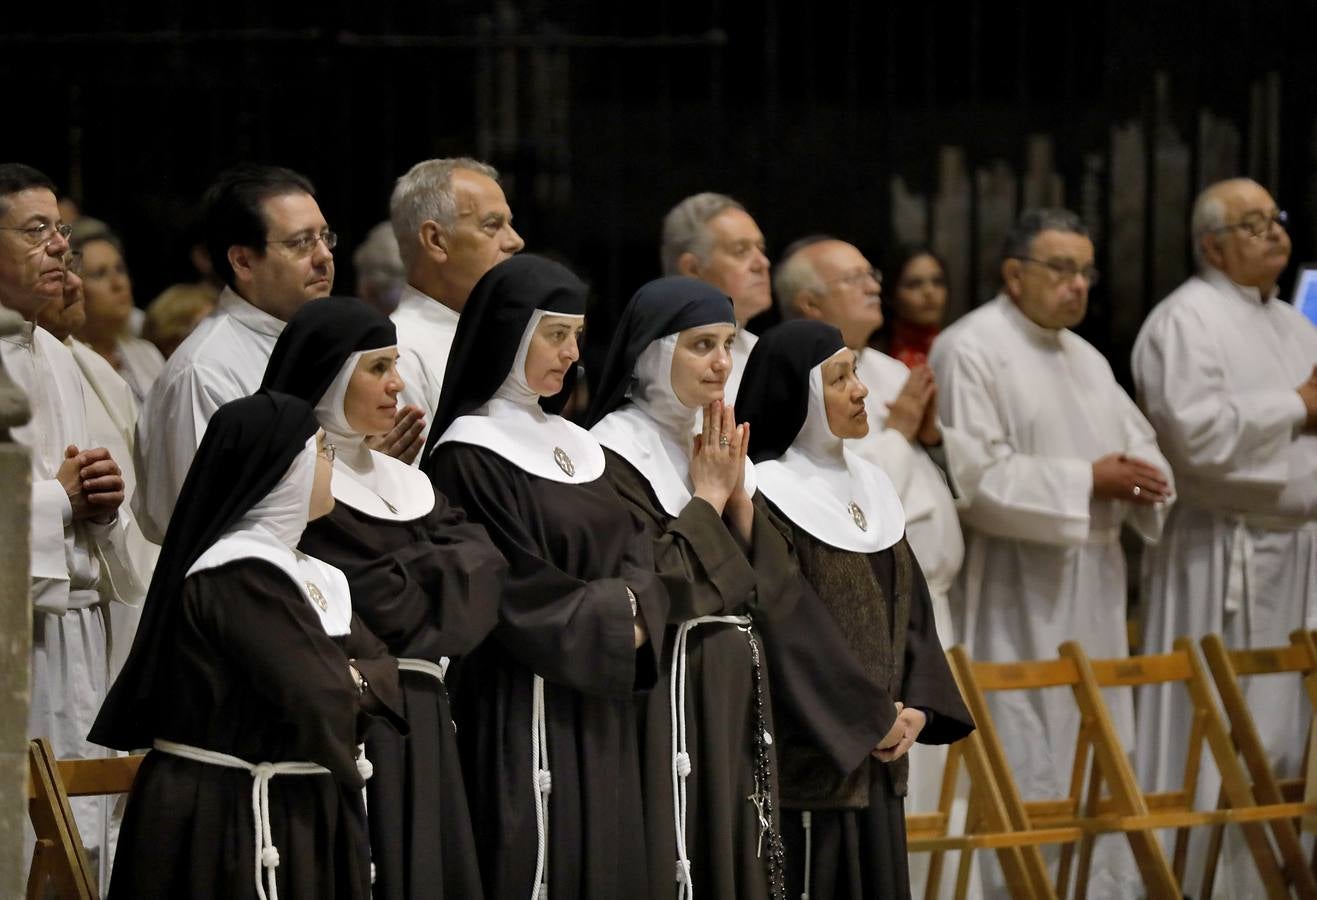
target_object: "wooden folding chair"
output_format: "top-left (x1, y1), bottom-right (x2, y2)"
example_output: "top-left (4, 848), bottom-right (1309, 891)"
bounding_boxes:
top-left (1199, 629), bottom-right (1317, 896)
top-left (1063, 639), bottom-right (1315, 900)
top-left (905, 723), bottom-right (1089, 900)
top-left (939, 644), bottom-right (1185, 898)
top-left (904, 645), bottom-right (1104, 899)
top-left (26, 738), bottom-right (143, 900)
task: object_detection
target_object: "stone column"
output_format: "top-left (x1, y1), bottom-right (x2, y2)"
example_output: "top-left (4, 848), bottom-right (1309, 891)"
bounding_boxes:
top-left (0, 306), bottom-right (32, 898)
top-left (931, 147), bottom-right (973, 322)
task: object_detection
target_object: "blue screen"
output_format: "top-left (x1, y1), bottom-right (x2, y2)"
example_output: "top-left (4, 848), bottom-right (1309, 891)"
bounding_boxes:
top-left (1295, 268), bottom-right (1317, 326)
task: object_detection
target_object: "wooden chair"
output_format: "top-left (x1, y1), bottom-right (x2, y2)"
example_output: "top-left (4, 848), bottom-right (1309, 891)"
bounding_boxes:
top-left (905, 721), bottom-right (1090, 899)
top-left (26, 738), bottom-right (142, 900)
top-left (941, 644), bottom-right (1185, 898)
top-left (1198, 629), bottom-right (1317, 896)
top-left (1064, 638), bottom-right (1315, 900)
top-left (903, 645), bottom-right (1101, 899)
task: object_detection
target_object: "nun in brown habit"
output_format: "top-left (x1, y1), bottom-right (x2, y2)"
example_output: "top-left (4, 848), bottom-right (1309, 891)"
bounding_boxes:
top-left (422, 255), bottom-right (670, 900)
top-left (261, 296), bottom-right (507, 900)
top-left (586, 276), bottom-right (798, 900)
top-left (737, 320), bottom-right (974, 900)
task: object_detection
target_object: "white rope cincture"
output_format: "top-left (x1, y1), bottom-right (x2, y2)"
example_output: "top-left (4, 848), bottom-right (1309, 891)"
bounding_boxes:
top-left (396, 656), bottom-right (449, 684)
top-left (800, 810), bottom-right (812, 900)
top-left (357, 742), bottom-right (375, 888)
top-left (152, 738), bottom-right (369, 900)
top-left (530, 673), bottom-right (551, 900)
top-left (669, 614), bottom-right (753, 899)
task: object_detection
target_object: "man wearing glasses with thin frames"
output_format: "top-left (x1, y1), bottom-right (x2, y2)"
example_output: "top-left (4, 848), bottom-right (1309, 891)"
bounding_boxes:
top-left (1133, 178), bottom-right (1317, 898)
top-left (0, 162), bottom-right (143, 890)
top-left (133, 164), bottom-right (337, 543)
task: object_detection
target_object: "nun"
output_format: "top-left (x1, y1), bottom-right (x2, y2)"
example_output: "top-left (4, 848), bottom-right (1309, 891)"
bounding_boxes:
top-left (585, 276), bottom-right (797, 900)
top-left (736, 321), bottom-right (973, 900)
top-left (421, 255), bottom-right (669, 900)
top-left (260, 296), bottom-right (507, 900)
top-left (90, 391), bottom-right (406, 900)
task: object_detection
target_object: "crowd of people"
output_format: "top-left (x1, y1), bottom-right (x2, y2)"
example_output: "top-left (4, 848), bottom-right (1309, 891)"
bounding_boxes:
top-left (2, 155), bottom-right (1313, 900)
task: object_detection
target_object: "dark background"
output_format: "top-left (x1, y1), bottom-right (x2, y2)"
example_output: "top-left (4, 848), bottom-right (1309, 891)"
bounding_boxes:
top-left (4, 2), bottom-right (1315, 382)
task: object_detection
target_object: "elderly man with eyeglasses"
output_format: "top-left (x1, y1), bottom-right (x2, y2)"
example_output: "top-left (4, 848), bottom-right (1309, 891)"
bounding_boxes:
top-left (1132, 178), bottom-right (1317, 897)
top-left (133, 164), bottom-right (340, 542)
top-left (929, 208), bottom-right (1174, 899)
top-left (0, 162), bottom-right (145, 888)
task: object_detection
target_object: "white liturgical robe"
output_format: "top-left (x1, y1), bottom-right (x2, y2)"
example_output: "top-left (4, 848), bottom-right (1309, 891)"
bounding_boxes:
top-left (133, 287), bottom-right (284, 541)
top-left (1132, 268), bottom-right (1317, 898)
top-left (2, 321), bottom-right (145, 885)
top-left (68, 338), bottom-right (156, 674)
top-left (392, 284), bottom-right (460, 454)
top-left (931, 294), bottom-right (1173, 899)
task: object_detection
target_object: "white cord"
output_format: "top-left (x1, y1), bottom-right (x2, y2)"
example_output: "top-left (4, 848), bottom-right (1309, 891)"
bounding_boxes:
top-left (530, 674), bottom-right (551, 900)
top-left (396, 656), bottom-right (449, 683)
top-left (152, 739), bottom-right (361, 900)
top-left (800, 810), bottom-right (812, 900)
top-left (669, 614), bottom-right (752, 898)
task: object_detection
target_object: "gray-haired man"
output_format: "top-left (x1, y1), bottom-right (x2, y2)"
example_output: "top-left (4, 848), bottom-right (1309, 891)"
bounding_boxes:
top-left (660, 192), bottom-right (771, 402)
top-left (390, 158), bottom-right (525, 457)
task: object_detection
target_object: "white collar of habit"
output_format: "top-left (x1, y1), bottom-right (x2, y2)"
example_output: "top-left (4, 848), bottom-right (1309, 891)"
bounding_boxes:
top-left (438, 398), bottom-right (606, 484)
top-left (187, 525), bottom-right (353, 636)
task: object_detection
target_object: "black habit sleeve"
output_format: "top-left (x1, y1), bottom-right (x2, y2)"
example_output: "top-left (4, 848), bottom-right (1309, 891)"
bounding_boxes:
top-left (430, 445), bottom-right (666, 696)
top-left (901, 558), bottom-right (974, 746)
top-left (603, 449), bottom-right (798, 623)
top-left (299, 497), bottom-right (506, 661)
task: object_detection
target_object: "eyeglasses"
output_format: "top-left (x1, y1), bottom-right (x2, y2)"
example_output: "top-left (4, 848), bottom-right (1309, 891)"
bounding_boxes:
top-left (64, 251), bottom-right (83, 276)
top-left (1014, 256), bottom-right (1101, 287)
top-left (267, 230), bottom-right (337, 257)
top-left (823, 267), bottom-right (883, 289)
top-left (1211, 209), bottom-right (1288, 239)
top-left (0, 221), bottom-right (73, 249)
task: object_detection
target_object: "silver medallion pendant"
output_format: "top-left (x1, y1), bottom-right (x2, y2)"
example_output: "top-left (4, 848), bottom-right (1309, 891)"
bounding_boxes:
top-left (305, 581), bottom-right (328, 611)
top-left (553, 446), bottom-right (575, 477)
top-left (848, 501), bottom-right (868, 532)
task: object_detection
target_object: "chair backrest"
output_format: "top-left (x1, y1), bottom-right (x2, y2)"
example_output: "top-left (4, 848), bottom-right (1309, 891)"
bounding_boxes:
top-left (26, 739), bottom-right (141, 900)
top-left (1199, 630), bottom-right (1317, 896)
top-left (1072, 639), bottom-right (1303, 900)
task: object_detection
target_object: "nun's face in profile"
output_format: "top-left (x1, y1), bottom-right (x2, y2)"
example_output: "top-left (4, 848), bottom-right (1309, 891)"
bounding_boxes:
top-left (309, 432), bottom-right (336, 520)
top-left (525, 314), bottom-right (584, 396)
top-left (821, 350), bottom-right (870, 440)
top-left (670, 323), bottom-right (736, 408)
top-left (345, 347), bottom-right (404, 436)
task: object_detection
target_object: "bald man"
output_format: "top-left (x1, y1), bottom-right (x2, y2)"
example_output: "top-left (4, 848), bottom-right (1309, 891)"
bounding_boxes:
top-left (1132, 178), bottom-right (1317, 897)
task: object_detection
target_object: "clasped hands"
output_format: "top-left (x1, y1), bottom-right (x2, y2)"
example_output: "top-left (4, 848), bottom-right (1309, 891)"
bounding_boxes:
top-left (57, 444), bottom-right (124, 524)
top-left (871, 701), bottom-right (926, 763)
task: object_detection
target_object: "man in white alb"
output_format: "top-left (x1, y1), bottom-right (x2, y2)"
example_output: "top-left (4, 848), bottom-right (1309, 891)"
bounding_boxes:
top-left (0, 163), bottom-right (143, 885)
top-left (660, 192), bottom-right (772, 403)
top-left (133, 165), bottom-right (335, 541)
top-left (390, 157), bottom-right (524, 453)
top-left (1133, 178), bottom-right (1317, 897)
top-left (930, 208), bottom-right (1174, 899)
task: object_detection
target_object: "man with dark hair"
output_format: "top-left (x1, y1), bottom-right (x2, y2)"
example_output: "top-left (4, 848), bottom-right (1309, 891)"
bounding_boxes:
top-left (929, 208), bottom-right (1175, 898)
top-left (0, 162), bottom-right (143, 886)
top-left (133, 164), bottom-right (335, 541)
